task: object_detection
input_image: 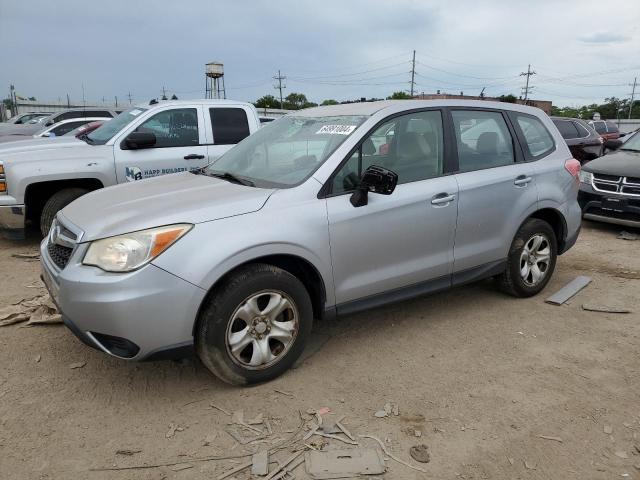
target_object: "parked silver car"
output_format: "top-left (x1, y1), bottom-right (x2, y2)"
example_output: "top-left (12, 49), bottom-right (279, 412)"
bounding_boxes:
top-left (40, 100), bottom-right (582, 385)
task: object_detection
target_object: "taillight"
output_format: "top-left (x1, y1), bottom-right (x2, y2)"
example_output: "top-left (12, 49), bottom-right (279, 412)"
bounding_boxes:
top-left (564, 158), bottom-right (581, 182)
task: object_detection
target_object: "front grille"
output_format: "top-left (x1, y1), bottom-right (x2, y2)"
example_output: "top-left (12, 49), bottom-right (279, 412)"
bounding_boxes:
top-left (47, 242), bottom-right (73, 269)
top-left (592, 174), bottom-right (640, 197)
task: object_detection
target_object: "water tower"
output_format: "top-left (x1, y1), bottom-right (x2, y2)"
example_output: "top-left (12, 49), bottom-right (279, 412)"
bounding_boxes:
top-left (205, 62), bottom-right (226, 99)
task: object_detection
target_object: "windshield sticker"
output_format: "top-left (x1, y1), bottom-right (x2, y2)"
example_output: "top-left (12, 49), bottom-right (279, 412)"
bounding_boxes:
top-left (316, 125), bottom-right (357, 135)
top-left (129, 109), bottom-right (142, 116)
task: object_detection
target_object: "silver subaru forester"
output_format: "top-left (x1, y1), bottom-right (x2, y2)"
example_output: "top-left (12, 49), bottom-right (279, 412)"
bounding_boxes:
top-left (41, 100), bottom-right (582, 385)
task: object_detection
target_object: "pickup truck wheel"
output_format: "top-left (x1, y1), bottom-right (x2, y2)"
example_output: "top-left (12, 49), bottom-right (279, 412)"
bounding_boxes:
top-left (196, 263), bottom-right (313, 385)
top-left (497, 218), bottom-right (557, 298)
top-left (40, 188), bottom-right (88, 237)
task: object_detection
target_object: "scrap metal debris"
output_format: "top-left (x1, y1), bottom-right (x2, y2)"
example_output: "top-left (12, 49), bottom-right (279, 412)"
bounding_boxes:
top-left (11, 252), bottom-right (40, 260)
top-left (374, 401), bottom-right (400, 418)
top-left (166, 423), bottom-right (184, 439)
top-left (618, 231), bottom-right (639, 241)
top-left (545, 276), bottom-right (592, 306)
top-left (582, 304), bottom-right (631, 314)
top-left (409, 444), bottom-right (430, 463)
top-left (536, 435), bottom-right (563, 443)
top-left (251, 450), bottom-right (269, 476)
top-left (116, 449), bottom-right (142, 456)
top-left (305, 448), bottom-right (385, 479)
top-left (69, 362), bottom-right (86, 369)
top-left (0, 294), bottom-right (62, 327)
top-left (359, 434), bottom-right (428, 474)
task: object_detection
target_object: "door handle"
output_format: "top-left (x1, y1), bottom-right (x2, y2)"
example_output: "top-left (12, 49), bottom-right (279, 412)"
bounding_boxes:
top-left (514, 176), bottom-right (532, 186)
top-left (184, 154), bottom-right (205, 160)
top-left (431, 193), bottom-right (456, 206)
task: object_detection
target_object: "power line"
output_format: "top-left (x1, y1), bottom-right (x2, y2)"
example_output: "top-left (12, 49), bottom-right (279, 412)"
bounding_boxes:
top-left (289, 62), bottom-right (409, 81)
top-left (410, 50), bottom-right (416, 97)
top-left (273, 70), bottom-right (286, 109)
top-left (629, 77), bottom-right (637, 119)
top-left (520, 64), bottom-right (536, 101)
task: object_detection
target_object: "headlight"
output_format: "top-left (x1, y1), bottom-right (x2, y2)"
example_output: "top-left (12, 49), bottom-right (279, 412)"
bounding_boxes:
top-left (83, 224), bottom-right (192, 272)
top-left (579, 170), bottom-right (593, 184)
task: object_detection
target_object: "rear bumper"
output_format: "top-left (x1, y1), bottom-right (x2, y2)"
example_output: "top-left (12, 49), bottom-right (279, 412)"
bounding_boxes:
top-left (578, 185), bottom-right (640, 228)
top-left (0, 204), bottom-right (25, 239)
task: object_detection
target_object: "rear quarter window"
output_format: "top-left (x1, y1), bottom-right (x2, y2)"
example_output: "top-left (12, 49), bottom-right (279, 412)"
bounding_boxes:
top-left (553, 120), bottom-right (579, 139)
top-left (515, 114), bottom-right (555, 158)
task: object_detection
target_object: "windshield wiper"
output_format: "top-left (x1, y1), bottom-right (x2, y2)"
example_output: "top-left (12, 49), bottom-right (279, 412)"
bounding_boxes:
top-left (620, 147), bottom-right (640, 153)
top-left (207, 171), bottom-right (255, 187)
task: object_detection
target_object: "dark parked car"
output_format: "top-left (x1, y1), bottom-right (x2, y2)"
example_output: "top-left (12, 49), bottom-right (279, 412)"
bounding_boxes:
top-left (578, 131), bottom-right (640, 228)
top-left (552, 117), bottom-right (603, 164)
top-left (588, 120), bottom-right (621, 141)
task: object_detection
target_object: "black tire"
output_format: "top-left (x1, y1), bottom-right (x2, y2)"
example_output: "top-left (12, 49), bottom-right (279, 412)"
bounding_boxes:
top-left (40, 188), bottom-right (88, 237)
top-left (497, 218), bottom-right (557, 298)
top-left (196, 263), bottom-right (313, 386)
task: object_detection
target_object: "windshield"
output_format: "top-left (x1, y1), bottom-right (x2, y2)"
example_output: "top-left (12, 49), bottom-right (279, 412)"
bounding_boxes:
top-left (86, 108), bottom-right (147, 144)
top-left (203, 115), bottom-right (366, 188)
top-left (621, 131), bottom-right (640, 151)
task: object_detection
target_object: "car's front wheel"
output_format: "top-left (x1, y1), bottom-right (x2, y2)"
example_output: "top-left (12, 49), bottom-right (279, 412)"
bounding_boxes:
top-left (498, 218), bottom-right (557, 297)
top-left (196, 263), bottom-right (312, 385)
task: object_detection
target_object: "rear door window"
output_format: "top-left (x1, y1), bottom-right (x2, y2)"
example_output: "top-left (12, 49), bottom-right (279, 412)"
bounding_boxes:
top-left (451, 110), bottom-right (514, 172)
top-left (591, 121), bottom-right (607, 134)
top-left (574, 122), bottom-right (592, 138)
top-left (553, 120), bottom-right (580, 139)
top-left (210, 108), bottom-right (250, 145)
top-left (515, 114), bottom-right (555, 158)
top-left (605, 122), bottom-right (619, 133)
top-left (50, 121), bottom-right (86, 136)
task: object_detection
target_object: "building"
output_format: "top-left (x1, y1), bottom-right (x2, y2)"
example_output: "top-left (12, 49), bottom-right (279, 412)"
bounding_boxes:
top-left (413, 93), bottom-right (552, 115)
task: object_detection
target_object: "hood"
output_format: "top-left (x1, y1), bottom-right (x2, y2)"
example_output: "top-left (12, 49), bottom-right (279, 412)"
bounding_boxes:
top-left (0, 134), bottom-right (43, 144)
top-left (61, 171), bottom-right (276, 241)
top-left (0, 136), bottom-right (85, 156)
top-left (0, 123), bottom-right (41, 136)
top-left (583, 149), bottom-right (640, 177)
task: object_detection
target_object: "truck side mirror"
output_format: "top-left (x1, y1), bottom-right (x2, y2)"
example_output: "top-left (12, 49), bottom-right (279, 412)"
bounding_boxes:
top-left (124, 131), bottom-right (156, 150)
top-left (350, 165), bottom-right (399, 207)
top-left (604, 139), bottom-right (622, 151)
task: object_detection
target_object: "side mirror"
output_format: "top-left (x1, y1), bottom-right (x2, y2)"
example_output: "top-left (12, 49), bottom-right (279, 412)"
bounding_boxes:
top-left (350, 165), bottom-right (398, 207)
top-left (45, 120), bottom-right (54, 126)
top-left (619, 132), bottom-right (627, 138)
top-left (604, 139), bottom-right (622, 151)
top-left (124, 131), bottom-right (156, 150)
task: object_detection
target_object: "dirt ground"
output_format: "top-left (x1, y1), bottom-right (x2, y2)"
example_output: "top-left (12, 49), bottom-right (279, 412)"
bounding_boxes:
top-left (0, 221), bottom-right (639, 480)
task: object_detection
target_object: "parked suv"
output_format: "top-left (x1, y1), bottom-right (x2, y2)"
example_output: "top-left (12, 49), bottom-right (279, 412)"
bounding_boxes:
top-left (588, 120), bottom-right (620, 141)
top-left (551, 117), bottom-right (603, 164)
top-left (40, 100), bottom-right (582, 385)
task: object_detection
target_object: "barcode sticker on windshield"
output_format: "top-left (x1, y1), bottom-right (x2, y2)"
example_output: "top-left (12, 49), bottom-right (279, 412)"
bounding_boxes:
top-left (316, 125), bottom-right (357, 135)
top-left (129, 109), bottom-right (142, 116)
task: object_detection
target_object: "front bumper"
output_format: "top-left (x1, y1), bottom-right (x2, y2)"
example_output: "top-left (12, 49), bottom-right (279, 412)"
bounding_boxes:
top-left (578, 183), bottom-right (640, 228)
top-left (40, 234), bottom-right (207, 361)
top-left (0, 204), bottom-right (26, 239)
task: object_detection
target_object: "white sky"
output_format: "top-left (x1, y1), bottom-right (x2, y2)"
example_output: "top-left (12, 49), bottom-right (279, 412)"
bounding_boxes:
top-left (1, 0), bottom-right (638, 107)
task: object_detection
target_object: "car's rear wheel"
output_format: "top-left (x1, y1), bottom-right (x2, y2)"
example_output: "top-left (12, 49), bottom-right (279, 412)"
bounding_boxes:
top-left (196, 263), bottom-right (312, 385)
top-left (498, 218), bottom-right (557, 297)
top-left (40, 188), bottom-right (88, 237)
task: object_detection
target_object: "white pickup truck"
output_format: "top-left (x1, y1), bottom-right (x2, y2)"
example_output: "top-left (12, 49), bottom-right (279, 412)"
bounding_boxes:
top-left (0, 99), bottom-right (261, 238)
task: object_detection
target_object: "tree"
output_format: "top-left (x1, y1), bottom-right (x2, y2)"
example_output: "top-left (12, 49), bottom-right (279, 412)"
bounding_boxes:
top-left (321, 99), bottom-right (339, 106)
top-left (387, 91), bottom-right (412, 100)
top-left (254, 95), bottom-right (279, 109)
top-left (28, 96), bottom-right (36, 101)
top-left (497, 94), bottom-right (518, 104)
top-left (283, 93), bottom-right (308, 110)
top-left (170, 94), bottom-right (178, 100)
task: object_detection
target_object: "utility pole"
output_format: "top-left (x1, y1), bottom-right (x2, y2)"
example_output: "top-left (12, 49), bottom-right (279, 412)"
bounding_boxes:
top-left (115, 96), bottom-right (118, 108)
top-left (161, 86), bottom-right (167, 100)
top-left (410, 50), bottom-right (416, 97)
top-left (127, 92), bottom-right (133, 105)
top-left (629, 77), bottom-right (637, 119)
top-left (81, 83), bottom-right (86, 108)
top-left (66, 93), bottom-right (70, 108)
top-left (273, 70), bottom-right (286, 109)
top-left (520, 64), bottom-right (536, 102)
